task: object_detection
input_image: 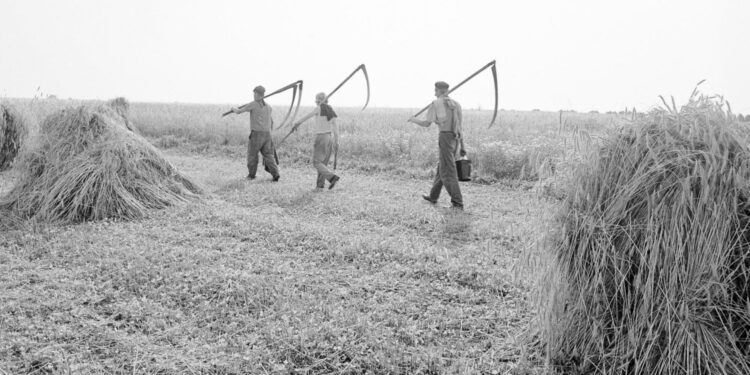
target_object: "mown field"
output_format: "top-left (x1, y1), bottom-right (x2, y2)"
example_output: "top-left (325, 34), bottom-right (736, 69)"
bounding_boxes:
top-left (1, 99), bottom-right (624, 374)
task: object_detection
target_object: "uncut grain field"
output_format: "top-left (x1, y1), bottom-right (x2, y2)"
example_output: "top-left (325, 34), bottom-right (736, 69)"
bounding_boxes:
top-left (0, 98), bottom-right (622, 374)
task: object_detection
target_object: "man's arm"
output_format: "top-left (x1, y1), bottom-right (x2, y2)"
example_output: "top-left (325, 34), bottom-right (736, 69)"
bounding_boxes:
top-left (408, 101), bottom-right (435, 127)
top-left (455, 101), bottom-right (466, 155)
top-left (408, 117), bottom-right (431, 127)
top-left (291, 107), bottom-right (317, 127)
top-left (232, 102), bottom-right (255, 114)
top-left (332, 118), bottom-right (340, 147)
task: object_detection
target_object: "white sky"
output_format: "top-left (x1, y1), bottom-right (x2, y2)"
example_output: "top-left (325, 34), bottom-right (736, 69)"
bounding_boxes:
top-left (1, 0), bottom-right (748, 113)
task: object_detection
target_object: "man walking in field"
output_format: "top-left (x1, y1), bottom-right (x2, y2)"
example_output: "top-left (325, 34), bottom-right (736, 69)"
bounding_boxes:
top-left (230, 85), bottom-right (280, 181)
top-left (408, 81), bottom-right (465, 210)
top-left (291, 92), bottom-right (341, 189)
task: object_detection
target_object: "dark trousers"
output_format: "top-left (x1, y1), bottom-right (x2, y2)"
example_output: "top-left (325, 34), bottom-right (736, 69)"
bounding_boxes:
top-left (313, 133), bottom-right (335, 188)
top-left (247, 131), bottom-right (279, 178)
top-left (428, 132), bottom-right (463, 208)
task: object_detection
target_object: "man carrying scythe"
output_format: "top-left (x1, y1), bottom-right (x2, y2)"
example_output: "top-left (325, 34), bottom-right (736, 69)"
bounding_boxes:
top-left (408, 81), bottom-right (465, 210)
top-left (281, 63), bottom-right (371, 190)
top-left (291, 92), bottom-right (341, 190)
top-left (407, 60), bottom-right (499, 211)
top-left (228, 85), bottom-right (281, 181)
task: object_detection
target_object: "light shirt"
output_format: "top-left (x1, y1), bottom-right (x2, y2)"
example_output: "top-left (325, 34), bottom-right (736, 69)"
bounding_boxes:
top-left (313, 106), bottom-right (335, 134)
top-left (243, 101), bottom-right (273, 132)
top-left (426, 96), bottom-right (462, 133)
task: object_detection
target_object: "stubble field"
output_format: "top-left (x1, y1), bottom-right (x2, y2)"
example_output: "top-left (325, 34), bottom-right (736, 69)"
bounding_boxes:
top-left (0, 99), bottom-right (621, 374)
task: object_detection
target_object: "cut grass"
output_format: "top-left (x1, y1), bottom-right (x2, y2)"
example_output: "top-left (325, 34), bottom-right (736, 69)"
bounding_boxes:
top-left (0, 148), bottom-right (548, 374)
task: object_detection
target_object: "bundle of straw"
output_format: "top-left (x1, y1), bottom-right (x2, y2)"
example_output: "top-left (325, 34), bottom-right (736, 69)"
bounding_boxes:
top-left (107, 96), bottom-right (133, 131)
top-left (0, 103), bottom-right (28, 170)
top-left (1, 105), bottom-right (201, 223)
top-left (538, 91), bottom-right (750, 374)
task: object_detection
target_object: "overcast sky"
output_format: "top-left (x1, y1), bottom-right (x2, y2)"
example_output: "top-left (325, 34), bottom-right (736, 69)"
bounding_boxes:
top-left (1, 0), bottom-right (748, 113)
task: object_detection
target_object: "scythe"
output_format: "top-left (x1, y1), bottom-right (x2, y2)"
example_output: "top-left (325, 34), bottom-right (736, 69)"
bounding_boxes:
top-left (280, 64), bottom-right (371, 149)
top-left (222, 80), bottom-right (304, 128)
top-left (412, 60), bottom-right (499, 128)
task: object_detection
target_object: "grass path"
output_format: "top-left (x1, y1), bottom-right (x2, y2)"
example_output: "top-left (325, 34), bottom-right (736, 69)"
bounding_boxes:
top-left (1, 149), bottom-right (551, 374)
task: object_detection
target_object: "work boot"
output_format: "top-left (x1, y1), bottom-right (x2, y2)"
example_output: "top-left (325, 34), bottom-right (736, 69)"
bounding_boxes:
top-left (422, 195), bottom-right (437, 204)
top-left (272, 175), bottom-right (280, 182)
top-left (247, 174), bottom-right (255, 180)
top-left (328, 175), bottom-right (340, 189)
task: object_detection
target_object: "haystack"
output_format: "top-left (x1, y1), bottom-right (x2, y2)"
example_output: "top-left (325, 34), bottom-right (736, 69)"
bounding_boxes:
top-left (107, 97), bottom-right (135, 131)
top-left (0, 103), bottom-right (28, 170)
top-left (538, 92), bottom-right (750, 374)
top-left (0, 104), bottom-right (201, 223)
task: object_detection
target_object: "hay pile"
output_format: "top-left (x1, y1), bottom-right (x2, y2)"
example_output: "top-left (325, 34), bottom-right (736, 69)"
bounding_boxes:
top-left (107, 96), bottom-right (134, 131)
top-left (0, 104), bottom-right (201, 223)
top-left (538, 92), bottom-right (750, 374)
top-left (0, 102), bottom-right (29, 170)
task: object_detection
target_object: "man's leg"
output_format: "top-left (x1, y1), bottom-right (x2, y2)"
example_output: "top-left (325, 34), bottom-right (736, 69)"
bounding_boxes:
top-left (426, 164), bottom-right (442, 203)
top-left (259, 133), bottom-right (280, 180)
top-left (322, 139), bottom-right (340, 189)
top-left (313, 134), bottom-right (335, 187)
top-left (247, 133), bottom-right (261, 179)
top-left (438, 132), bottom-right (463, 208)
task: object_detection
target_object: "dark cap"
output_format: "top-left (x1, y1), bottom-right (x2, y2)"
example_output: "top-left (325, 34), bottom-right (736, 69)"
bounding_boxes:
top-left (434, 81), bottom-right (449, 90)
top-left (253, 85), bottom-right (266, 95)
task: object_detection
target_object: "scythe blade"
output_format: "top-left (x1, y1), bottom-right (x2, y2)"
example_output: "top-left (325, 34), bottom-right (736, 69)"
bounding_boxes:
top-left (326, 64), bottom-right (370, 111)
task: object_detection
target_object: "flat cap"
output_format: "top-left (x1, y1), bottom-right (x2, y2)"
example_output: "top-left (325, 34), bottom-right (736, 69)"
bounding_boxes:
top-left (434, 81), bottom-right (449, 90)
top-left (253, 85), bottom-right (266, 95)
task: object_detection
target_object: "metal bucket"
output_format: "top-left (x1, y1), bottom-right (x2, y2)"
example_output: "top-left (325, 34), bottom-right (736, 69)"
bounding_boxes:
top-left (456, 156), bottom-right (472, 182)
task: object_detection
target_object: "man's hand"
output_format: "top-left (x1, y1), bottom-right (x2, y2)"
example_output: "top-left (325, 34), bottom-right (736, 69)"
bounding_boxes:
top-left (460, 149), bottom-right (467, 157)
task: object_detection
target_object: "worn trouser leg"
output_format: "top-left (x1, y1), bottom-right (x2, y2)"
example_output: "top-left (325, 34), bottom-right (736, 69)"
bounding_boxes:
top-left (247, 131), bottom-right (279, 178)
top-left (260, 134), bottom-right (279, 178)
top-left (247, 131), bottom-right (262, 178)
top-left (428, 132), bottom-right (463, 208)
top-left (313, 133), bottom-right (335, 188)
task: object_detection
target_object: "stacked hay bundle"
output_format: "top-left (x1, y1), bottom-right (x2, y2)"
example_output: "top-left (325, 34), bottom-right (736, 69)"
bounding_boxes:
top-left (107, 96), bottom-right (135, 131)
top-left (0, 104), bottom-right (201, 223)
top-left (538, 92), bottom-right (750, 374)
top-left (0, 103), bottom-right (29, 171)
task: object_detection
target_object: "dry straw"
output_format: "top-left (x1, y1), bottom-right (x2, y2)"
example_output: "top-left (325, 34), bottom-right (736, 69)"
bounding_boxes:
top-left (107, 96), bottom-right (135, 131)
top-left (1, 104), bottom-right (201, 224)
top-left (537, 89), bottom-right (750, 374)
top-left (0, 102), bottom-right (29, 170)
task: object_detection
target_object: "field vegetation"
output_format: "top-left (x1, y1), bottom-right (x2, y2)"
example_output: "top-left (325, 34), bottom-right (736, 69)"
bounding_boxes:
top-left (1, 97), bottom-right (625, 373)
